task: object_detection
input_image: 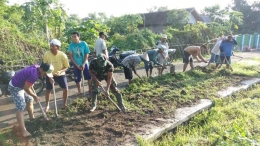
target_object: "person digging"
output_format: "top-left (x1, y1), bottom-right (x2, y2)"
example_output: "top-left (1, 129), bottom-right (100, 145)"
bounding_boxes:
top-left (8, 63), bottom-right (54, 138)
top-left (121, 53), bottom-right (150, 84)
top-left (182, 45), bottom-right (208, 72)
top-left (88, 53), bottom-right (127, 112)
top-left (215, 34), bottom-right (237, 70)
top-left (145, 48), bottom-right (164, 77)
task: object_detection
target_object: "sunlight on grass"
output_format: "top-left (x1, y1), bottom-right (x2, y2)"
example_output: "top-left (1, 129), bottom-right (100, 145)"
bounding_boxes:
top-left (143, 85), bottom-right (260, 146)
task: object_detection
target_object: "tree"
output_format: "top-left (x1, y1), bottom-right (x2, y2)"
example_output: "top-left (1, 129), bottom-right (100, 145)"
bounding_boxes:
top-left (167, 9), bottom-right (189, 29)
top-left (157, 6), bottom-right (168, 12)
top-left (147, 6), bottom-right (157, 13)
top-left (21, 0), bottom-right (67, 42)
top-left (202, 4), bottom-right (228, 23)
top-left (105, 14), bottom-right (143, 35)
top-left (231, 0), bottom-right (260, 33)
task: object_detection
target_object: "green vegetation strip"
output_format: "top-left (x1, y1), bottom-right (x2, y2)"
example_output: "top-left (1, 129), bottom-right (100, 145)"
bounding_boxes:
top-left (140, 84), bottom-right (260, 146)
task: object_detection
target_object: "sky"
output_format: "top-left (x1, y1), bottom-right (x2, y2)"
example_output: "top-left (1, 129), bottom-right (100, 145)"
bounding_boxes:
top-left (7, 0), bottom-right (256, 18)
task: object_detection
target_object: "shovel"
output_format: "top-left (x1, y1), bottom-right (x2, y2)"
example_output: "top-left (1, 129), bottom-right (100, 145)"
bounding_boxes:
top-left (81, 70), bottom-right (85, 97)
top-left (31, 87), bottom-right (49, 120)
top-left (100, 86), bottom-right (121, 112)
top-left (52, 83), bottom-right (59, 117)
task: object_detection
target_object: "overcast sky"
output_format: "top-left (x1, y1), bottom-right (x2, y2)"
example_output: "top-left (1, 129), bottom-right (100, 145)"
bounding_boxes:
top-left (7, 0), bottom-right (256, 18)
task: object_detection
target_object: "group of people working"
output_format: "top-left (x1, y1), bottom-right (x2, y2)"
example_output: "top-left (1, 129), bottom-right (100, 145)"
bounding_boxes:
top-left (8, 31), bottom-right (236, 138)
top-left (9, 31), bottom-right (126, 138)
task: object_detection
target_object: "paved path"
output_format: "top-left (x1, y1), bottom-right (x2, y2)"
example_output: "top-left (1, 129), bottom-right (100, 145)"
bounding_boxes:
top-left (0, 51), bottom-right (259, 129)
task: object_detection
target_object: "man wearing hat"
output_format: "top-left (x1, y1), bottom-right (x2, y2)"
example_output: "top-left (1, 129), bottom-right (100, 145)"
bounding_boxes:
top-left (68, 32), bottom-right (92, 96)
top-left (94, 32), bottom-right (108, 57)
top-left (44, 39), bottom-right (70, 111)
top-left (156, 34), bottom-right (169, 75)
top-left (216, 34), bottom-right (237, 70)
top-left (121, 53), bottom-right (149, 84)
top-left (88, 53), bottom-right (127, 112)
top-left (8, 63), bottom-right (54, 138)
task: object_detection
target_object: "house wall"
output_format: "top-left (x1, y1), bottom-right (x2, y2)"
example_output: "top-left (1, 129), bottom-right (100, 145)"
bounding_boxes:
top-left (189, 14), bottom-right (197, 24)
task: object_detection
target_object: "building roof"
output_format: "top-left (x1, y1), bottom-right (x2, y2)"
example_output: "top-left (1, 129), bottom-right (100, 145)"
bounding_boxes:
top-left (141, 7), bottom-right (204, 26)
top-left (200, 15), bottom-right (212, 24)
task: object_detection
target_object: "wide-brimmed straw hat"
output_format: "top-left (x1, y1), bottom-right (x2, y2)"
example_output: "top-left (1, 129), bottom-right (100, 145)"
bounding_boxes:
top-left (139, 53), bottom-right (149, 62)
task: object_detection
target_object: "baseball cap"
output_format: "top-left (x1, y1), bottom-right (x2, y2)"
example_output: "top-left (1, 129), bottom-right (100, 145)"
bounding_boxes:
top-left (97, 53), bottom-right (107, 67)
top-left (50, 39), bottom-right (61, 47)
top-left (40, 63), bottom-right (54, 77)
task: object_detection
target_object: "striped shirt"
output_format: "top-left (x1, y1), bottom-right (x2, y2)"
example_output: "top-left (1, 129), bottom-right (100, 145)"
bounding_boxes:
top-left (121, 54), bottom-right (141, 69)
top-left (11, 65), bottom-right (39, 89)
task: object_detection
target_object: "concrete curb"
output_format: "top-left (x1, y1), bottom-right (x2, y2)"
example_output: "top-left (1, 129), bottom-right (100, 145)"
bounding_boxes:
top-left (124, 78), bottom-right (260, 146)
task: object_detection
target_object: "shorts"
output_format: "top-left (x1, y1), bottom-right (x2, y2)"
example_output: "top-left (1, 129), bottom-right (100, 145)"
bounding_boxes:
top-left (209, 53), bottom-right (220, 63)
top-left (123, 66), bottom-right (133, 80)
top-left (91, 77), bottom-right (118, 94)
top-left (46, 75), bottom-right (68, 90)
top-left (8, 81), bottom-right (33, 111)
top-left (144, 61), bottom-right (154, 71)
top-left (183, 51), bottom-right (193, 63)
top-left (74, 64), bottom-right (92, 83)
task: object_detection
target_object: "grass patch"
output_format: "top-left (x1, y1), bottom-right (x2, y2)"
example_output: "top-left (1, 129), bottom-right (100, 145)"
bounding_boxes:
top-left (145, 85), bottom-right (260, 146)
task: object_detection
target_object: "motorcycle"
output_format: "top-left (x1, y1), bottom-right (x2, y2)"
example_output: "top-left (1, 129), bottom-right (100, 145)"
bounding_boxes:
top-left (65, 60), bottom-right (74, 81)
top-left (0, 61), bottom-right (45, 97)
top-left (108, 46), bottom-right (136, 68)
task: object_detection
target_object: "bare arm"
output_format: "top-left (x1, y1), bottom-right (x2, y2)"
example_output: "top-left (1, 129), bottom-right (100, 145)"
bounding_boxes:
top-left (24, 82), bottom-right (38, 102)
top-left (89, 70), bottom-right (99, 85)
top-left (106, 71), bottom-right (112, 90)
top-left (197, 50), bottom-right (207, 62)
top-left (68, 52), bottom-right (78, 67)
top-left (132, 66), bottom-right (141, 78)
top-left (83, 54), bottom-right (89, 66)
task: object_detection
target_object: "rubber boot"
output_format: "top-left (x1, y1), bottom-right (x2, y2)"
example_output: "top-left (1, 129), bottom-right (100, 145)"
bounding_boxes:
top-left (90, 93), bottom-right (97, 112)
top-left (115, 93), bottom-right (127, 111)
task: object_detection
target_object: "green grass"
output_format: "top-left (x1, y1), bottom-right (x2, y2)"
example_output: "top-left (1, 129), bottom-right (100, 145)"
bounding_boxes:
top-left (142, 85), bottom-right (260, 146)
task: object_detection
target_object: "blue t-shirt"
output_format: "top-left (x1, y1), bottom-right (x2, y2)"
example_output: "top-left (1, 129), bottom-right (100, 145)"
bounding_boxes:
top-left (67, 41), bottom-right (90, 66)
top-left (220, 40), bottom-right (237, 56)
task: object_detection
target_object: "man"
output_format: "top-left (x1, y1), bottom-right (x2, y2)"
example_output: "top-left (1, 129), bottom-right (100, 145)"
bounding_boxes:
top-left (44, 39), bottom-right (69, 111)
top-left (68, 32), bottom-right (92, 96)
top-left (216, 33), bottom-right (224, 43)
top-left (182, 45), bottom-right (208, 72)
top-left (8, 63), bottom-right (54, 137)
top-left (121, 53), bottom-right (149, 84)
top-left (207, 40), bottom-right (222, 67)
top-left (216, 35), bottom-right (237, 69)
top-left (94, 32), bottom-right (108, 57)
top-left (157, 34), bottom-right (169, 75)
top-left (145, 49), bottom-right (164, 77)
top-left (89, 53), bottom-right (127, 112)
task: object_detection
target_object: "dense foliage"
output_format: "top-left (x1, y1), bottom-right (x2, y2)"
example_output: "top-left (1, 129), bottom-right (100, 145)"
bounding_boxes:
top-left (0, 0), bottom-right (259, 66)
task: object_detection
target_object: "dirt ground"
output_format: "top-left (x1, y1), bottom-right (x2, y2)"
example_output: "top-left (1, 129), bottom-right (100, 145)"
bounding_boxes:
top-left (1, 51), bottom-right (260, 146)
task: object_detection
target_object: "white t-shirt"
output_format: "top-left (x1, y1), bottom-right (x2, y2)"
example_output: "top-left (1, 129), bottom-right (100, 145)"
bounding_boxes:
top-left (94, 38), bottom-right (108, 57)
top-left (216, 37), bottom-right (222, 43)
top-left (211, 41), bottom-right (222, 55)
